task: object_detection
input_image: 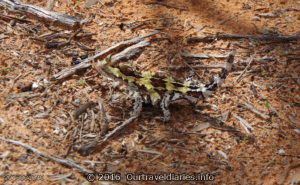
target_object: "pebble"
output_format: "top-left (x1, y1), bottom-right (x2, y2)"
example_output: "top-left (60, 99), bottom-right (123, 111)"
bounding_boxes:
top-left (278, 149), bottom-right (285, 155)
top-left (0, 117), bottom-right (4, 125)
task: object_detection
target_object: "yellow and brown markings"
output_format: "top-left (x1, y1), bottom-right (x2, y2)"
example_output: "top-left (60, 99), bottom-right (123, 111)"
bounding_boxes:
top-left (98, 50), bottom-right (235, 104)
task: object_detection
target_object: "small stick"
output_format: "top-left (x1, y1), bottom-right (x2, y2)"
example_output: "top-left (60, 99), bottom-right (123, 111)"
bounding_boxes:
top-left (243, 102), bottom-right (269, 120)
top-left (232, 113), bottom-right (254, 134)
top-left (137, 149), bottom-right (162, 155)
top-left (8, 73), bottom-right (23, 92)
top-left (0, 13), bottom-right (31, 23)
top-left (98, 99), bottom-right (109, 136)
top-left (90, 109), bottom-right (96, 131)
top-left (168, 64), bottom-right (225, 70)
top-left (186, 33), bottom-right (300, 43)
top-left (0, 137), bottom-right (93, 174)
top-left (182, 60), bottom-right (202, 79)
top-left (110, 40), bottom-right (150, 63)
top-left (45, 29), bottom-right (82, 49)
top-left (73, 101), bottom-right (97, 120)
top-left (182, 52), bottom-right (228, 59)
top-left (77, 93), bottom-right (143, 156)
top-left (235, 55), bottom-right (255, 83)
top-left (77, 115), bottom-right (138, 156)
top-left (0, 0), bottom-right (81, 29)
top-left (52, 31), bottom-right (158, 80)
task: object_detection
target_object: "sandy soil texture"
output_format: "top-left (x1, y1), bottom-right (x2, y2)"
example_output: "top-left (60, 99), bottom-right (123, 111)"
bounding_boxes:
top-left (0, 0), bottom-right (299, 184)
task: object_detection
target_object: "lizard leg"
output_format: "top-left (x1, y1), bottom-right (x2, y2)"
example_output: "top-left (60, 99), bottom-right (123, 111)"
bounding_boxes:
top-left (182, 95), bottom-right (199, 105)
top-left (170, 93), bottom-right (198, 106)
top-left (160, 93), bottom-right (171, 122)
top-left (130, 91), bottom-right (143, 117)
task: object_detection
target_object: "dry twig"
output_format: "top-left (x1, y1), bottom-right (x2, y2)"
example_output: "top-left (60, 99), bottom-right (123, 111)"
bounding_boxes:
top-left (0, 13), bottom-right (31, 23)
top-left (182, 52), bottom-right (228, 59)
top-left (77, 115), bottom-right (138, 156)
top-left (73, 101), bottom-right (97, 120)
top-left (168, 64), bottom-right (225, 70)
top-left (186, 33), bottom-right (300, 44)
top-left (0, 0), bottom-right (81, 28)
top-left (52, 31), bottom-right (158, 80)
top-left (232, 113), bottom-right (254, 134)
top-left (77, 91), bottom-right (143, 156)
top-left (235, 55), bottom-right (255, 83)
top-left (243, 102), bottom-right (269, 120)
top-left (98, 99), bottom-right (109, 136)
top-left (0, 137), bottom-right (93, 174)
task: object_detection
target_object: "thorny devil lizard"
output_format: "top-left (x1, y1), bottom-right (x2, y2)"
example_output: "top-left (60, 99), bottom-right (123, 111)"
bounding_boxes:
top-left (95, 49), bottom-right (236, 122)
top-left (75, 50), bottom-right (236, 156)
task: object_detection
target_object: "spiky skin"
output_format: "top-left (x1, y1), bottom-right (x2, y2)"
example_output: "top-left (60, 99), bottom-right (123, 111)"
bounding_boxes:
top-left (96, 50), bottom-right (236, 121)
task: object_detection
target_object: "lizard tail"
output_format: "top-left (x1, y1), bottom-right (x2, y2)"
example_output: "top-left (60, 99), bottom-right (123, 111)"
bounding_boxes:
top-left (201, 49), bottom-right (236, 98)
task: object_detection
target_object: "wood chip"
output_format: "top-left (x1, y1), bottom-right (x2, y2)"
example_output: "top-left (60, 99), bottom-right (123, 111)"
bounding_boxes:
top-left (137, 149), bottom-right (162, 155)
top-left (244, 102), bottom-right (269, 120)
top-left (191, 122), bottom-right (210, 132)
top-left (85, 0), bottom-right (98, 8)
top-left (232, 113), bottom-right (254, 134)
top-left (0, 137), bottom-right (93, 174)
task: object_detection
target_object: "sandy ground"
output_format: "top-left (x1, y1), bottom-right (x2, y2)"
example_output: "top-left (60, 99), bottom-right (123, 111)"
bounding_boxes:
top-left (0, 0), bottom-right (299, 184)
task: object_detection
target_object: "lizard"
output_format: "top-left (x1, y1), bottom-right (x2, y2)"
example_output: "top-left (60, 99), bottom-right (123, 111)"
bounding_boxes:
top-left (74, 50), bottom-right (237, 156)
top-left (95, 49), bottom-right (236, 122)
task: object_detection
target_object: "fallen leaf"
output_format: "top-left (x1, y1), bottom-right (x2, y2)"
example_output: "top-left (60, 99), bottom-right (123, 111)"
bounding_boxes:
top-left (85, 0), bottom-right (99, 8)
top-left (192, 122), bottom-right (210, 132)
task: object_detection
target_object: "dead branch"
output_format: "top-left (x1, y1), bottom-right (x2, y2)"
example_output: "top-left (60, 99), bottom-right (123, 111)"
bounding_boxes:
top-left (168, 51), bottom-right (236, 70)
top-left (232, 113), bottom-right (254, 134)
top-left (77, 115), bottom-right (138, 156)
top-left (37, 31), bottom-right (95, 41)
top-left (287, 57), bottom-right (300, 62)
top-left (243, 102), bottom-right (269, 120)
top-left (110, 40), bottom-right (150, 63)
top-left (77, 93), bottom-right (143, 156)
top-left (185, 36), bottom-right (215, 44)
top-left (217, 33), bottom-right (300, 42)
top-left (137, 149), bottom-right (162, 155)
top-left (0, 13), bottom-right (31, 23)
top-left (52, 32), bottom-right (158, 80)
top-left (186, 33), bottom-right (300, 44)
top-left (168, 64), bottom-right (225, 70)
top-left (168, 59), bottom-right (238, 70)
top-left (0, 137), bottom-right (93, 174)
top-left (235, 55), bottom-right (255, 83)
top-left (182, 52), bottom-right (228, 59)
top-left (0, 0), bottom-right (81, 29)
top-left (98, 99), bottom-right (109, 136)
